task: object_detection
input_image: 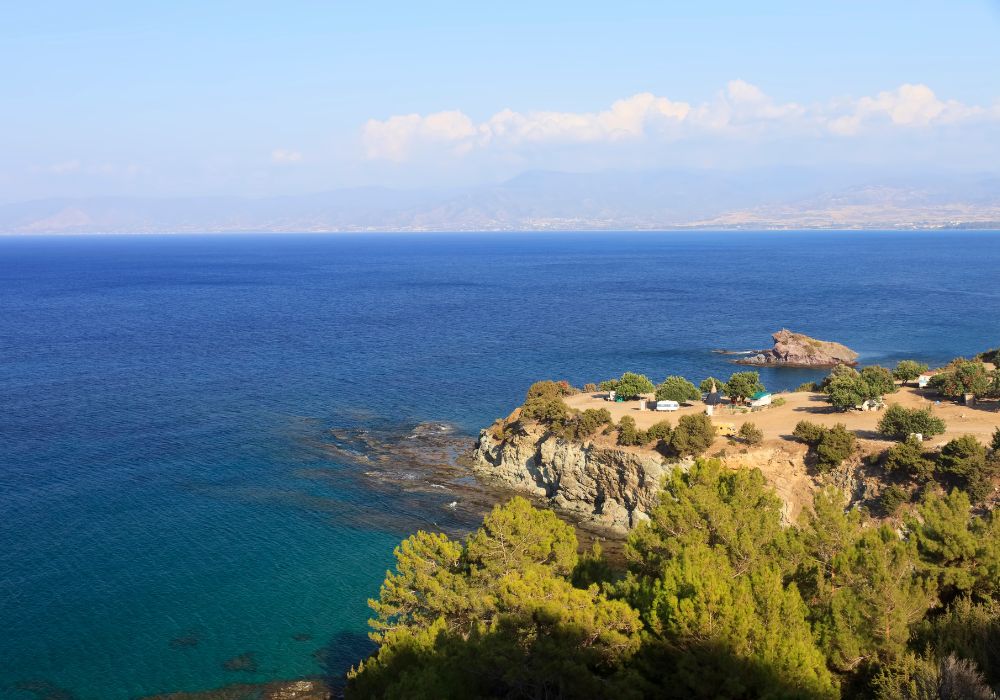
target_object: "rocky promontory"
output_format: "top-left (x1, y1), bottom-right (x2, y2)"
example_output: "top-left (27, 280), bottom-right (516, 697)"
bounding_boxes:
top-left (472, 422), bottom-right (676, 533)
top-left (736, 329), bottom-right (858, 368)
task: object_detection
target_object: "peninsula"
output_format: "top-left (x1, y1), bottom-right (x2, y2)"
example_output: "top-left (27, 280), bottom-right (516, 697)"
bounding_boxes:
top-left (352, 356), bottom-right (1000, 699)
top-left (472, 358), bottom-right (999, 530)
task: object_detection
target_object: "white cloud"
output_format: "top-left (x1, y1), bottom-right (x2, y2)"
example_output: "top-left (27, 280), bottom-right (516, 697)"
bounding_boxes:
top-left (362, 82), bottom-right (999, 161)
top-left (271, 148), bottom-right (304, 164)
top-left (826, 83), bottom-right (983, 135)
top-left (362, 111), bottom-right (477, 161)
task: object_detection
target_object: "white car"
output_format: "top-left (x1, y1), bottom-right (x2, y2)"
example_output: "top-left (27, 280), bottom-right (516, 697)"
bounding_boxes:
top-left (655, 400), bottom-right (680, 412)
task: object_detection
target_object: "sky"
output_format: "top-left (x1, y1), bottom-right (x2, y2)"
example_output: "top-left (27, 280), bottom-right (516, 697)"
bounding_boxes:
top-left (3, 1), bottom-right (1000, 202)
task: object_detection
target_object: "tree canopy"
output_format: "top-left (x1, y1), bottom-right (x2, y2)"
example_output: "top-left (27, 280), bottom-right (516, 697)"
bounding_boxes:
top-left (877, 404), bottom-right (947, 440)
top-left (726, 371), bottom-right (765, 404)
top-left (931, 360), bottom-right (992, 398)
top-left (351, 459), bottom-right (1000, 700)
top-left (654, 375), bottom-right (700, 403)
top-left (892, 360), bottom-right (928, 385)
top-left (615, 372), bottom-right (655, 400)
top-left (824, 365), bottom-right (897, 410)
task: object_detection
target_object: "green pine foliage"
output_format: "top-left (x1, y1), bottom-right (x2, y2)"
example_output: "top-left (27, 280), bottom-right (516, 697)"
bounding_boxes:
top-left (883, 436), bottom-right (936, 481)
top-left (644, 419), bottom-right (673, 444)
top-left (738, 421), bottom-right (764, 446)
top-left (792, 421), bottom-right (856, 471)
top-left (665, 414), bottom-right (715, 457)
top-left (352, 460), bottom-right (1000, 699)
top-left (616, 416), bottom-right (648, 447)
top-left (937, 435), bottom-right (1000, 504)
top-left (880, 485), bottom-right (908, 516)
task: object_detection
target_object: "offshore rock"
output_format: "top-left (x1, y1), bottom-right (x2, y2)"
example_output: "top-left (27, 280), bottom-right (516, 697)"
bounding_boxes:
top-left (736, 329), bottom-right (858, 368)
top-left (471, 424), bottom-right (676, 533)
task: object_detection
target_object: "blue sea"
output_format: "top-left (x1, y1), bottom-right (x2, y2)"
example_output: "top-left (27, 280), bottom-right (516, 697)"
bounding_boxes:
top-left (2, 231), bottom-right (999, 699)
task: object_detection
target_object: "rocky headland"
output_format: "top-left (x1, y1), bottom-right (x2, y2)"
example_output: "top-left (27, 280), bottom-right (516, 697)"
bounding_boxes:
top-left (736, 329), bottom-right (858, 367)
top-left (472, 421), bottom-right (677, 533)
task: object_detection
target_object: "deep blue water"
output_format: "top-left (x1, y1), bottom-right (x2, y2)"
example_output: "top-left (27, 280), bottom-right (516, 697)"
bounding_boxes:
top-left (2, 231), bottom-right (999, 699)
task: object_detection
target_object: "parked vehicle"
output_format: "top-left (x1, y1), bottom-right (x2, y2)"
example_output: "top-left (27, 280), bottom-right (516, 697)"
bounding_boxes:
top-left (655, 400), bottom-right (680, 412)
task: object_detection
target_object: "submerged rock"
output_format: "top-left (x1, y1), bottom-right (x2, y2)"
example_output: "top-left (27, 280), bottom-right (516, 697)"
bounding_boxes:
top-left (221, 652), bottom-right (258, 673)
top-left (140, 679), bottom-right (331, 700)
top-left (735, 329), bottom-right (858, 368)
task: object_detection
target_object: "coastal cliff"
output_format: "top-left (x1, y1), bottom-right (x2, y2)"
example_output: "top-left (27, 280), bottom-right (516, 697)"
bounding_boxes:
top-left (472, 422), bottom-right (675, 532)
top-left (736, 329), bottom-right (858, 367)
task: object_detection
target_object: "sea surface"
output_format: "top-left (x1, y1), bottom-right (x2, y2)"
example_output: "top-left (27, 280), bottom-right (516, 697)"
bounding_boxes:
top-left (2, 231), bottom-right (1000, 699)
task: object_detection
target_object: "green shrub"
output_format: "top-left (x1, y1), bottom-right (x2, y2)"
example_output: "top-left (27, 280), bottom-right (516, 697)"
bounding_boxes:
top-left (667, 414), bottom-right (715, 457)
top-left (525, 380), bottom-right (573, 400)
top-left (795, 382), bottom-right (819, 392)
top-left (583, 382), bottom-right (597, 393)
top-left (645, 420), bottom-right (673, 443)
top-left (793, 420), bottom-right (826, 445)
top-left (991, 427), bottom-right (1000, 453)
top-left (771, 397), bottom-right (786, 407)
top-left (884, 436), bottom-right (935, 481)
top-left (825, 372), bottom-right (869, 410)
top-left (880, 485), bottom-right (909, 516)
top-left (521, 383), bottom-right (572, 425)
top-left (738, 421), bottom-right (763, 446)
top-left (521, 398), bottom-right (571, 424)
top-left (616, 416), bottom-right (647, 446)
top-left (598, 379), bottom-right (619, 391)
top-left (930, 360), bottom-right (991, 398)
top-left (937, 435), bottom-right (999, 503)
top-left (573, 408), bottom-right (612, 438)
top-left (814, 423), bottom-right (856, 471)
top-left (877, 404), bottom-right (947, 440)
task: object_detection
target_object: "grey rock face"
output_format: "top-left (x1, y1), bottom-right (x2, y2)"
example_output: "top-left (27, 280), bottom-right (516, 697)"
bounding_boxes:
top-left (472, 426), bottom-right (676, 532)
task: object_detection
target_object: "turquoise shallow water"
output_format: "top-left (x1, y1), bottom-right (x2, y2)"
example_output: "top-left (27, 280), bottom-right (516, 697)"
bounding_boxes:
top-left (2, 231), bottom-right (1000, 699)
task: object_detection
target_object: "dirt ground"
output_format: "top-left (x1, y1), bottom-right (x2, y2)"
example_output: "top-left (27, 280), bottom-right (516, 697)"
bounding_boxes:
top-left (564, 384), bottom-right (1000, 452)
top-left (564, 383), bottom-right (1000, 521)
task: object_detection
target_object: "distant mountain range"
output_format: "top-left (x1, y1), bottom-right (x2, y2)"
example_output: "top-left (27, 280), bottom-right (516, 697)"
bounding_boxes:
top-left (3, 169), bottom-right (999, 233)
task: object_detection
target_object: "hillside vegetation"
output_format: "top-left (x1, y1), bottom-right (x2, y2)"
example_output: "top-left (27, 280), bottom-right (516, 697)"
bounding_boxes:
top-left (347, 460), bottom-right (1000, 699)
